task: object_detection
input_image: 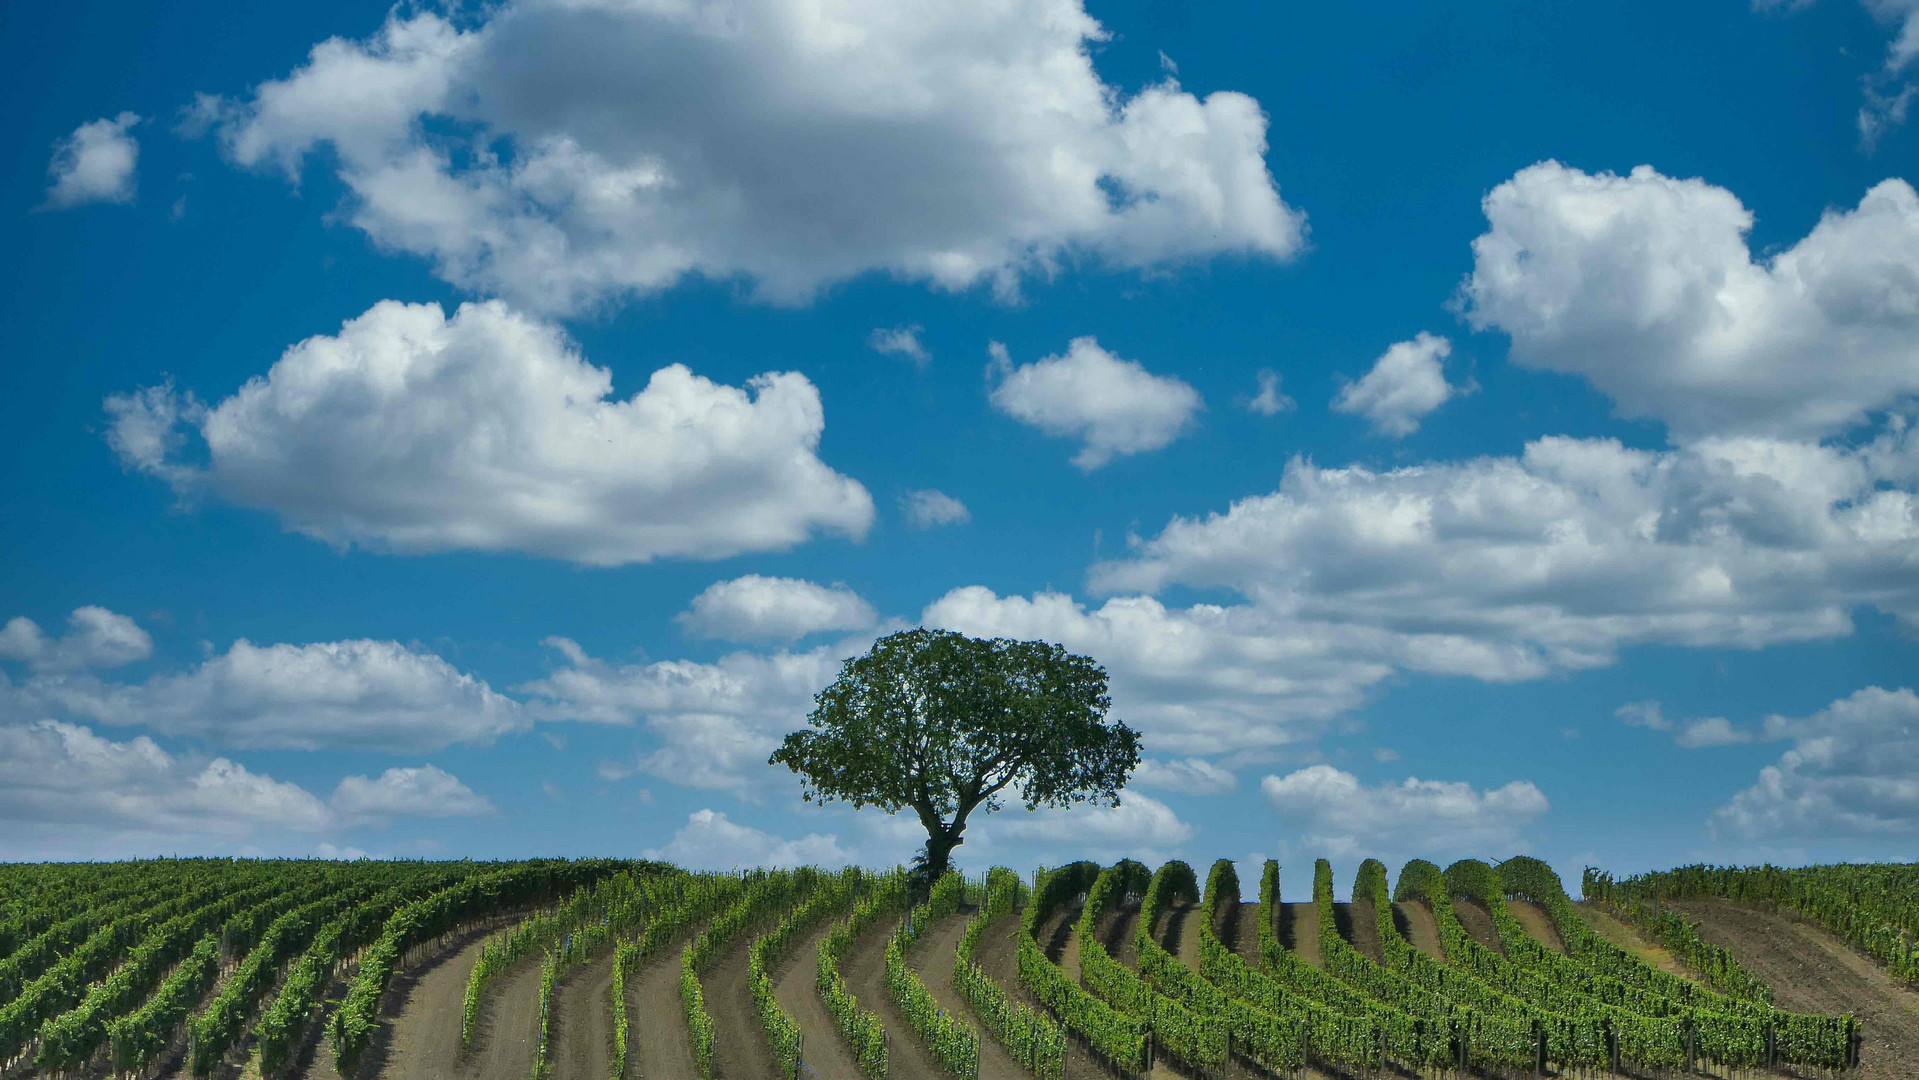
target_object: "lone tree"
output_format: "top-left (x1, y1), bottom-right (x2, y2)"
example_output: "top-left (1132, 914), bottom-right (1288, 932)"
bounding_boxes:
top-left (769, 627), bottom-right (1141, 886)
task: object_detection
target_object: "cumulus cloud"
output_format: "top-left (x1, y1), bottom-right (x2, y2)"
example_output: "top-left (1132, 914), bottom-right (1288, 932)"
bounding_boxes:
top-left (923, 586), bottom-right (1398, 754)
top-left (676, 575), bottom-right (876, 642)
top-left (987, 337), bottom-right (1202, 470)
top-left (42, 113), bottom-right (141, 209)
top-left (0, 607), bottom-right (152, 672)
top-left (868, 325), bottom-right (930, 365)
top-left (1675, 716), bottom-right (1755, 748)
top-left (5, 638), bottom-right (527, 752)
top-left (194, 0), bottom-right (1304, 313)
top-left (1462, 164), bottom-right (1919, 440)
top-left (1331, 333), bottom-right (1462, 437)
top-left (0, 720), bottom-right (493, 859)
top-left (517, 635), bottom-right (865, 797)
top-left (1090, 426), bottom-right (1919, 692)
top-left (1615, 700), bottom-right (1673, 730)
top-left (1132, 757), bottom-right (1238, 795)
top-left (644, 808), bottom-right (852, 869)
top-left (330, 764), bottom-right (495, 824)
top-left (1716, 686), bottom-right (1919, 838)
top-left (1261, 764), bottom-right (1549, 861)
top-left (988, 790), bottom-right (1195, 864)
top-left (1245, 369), bottom-right (1295, 416)
top-left (901, 489), bottom-right (970, 529)
top-left (105, 299), bottom-right (872, 566)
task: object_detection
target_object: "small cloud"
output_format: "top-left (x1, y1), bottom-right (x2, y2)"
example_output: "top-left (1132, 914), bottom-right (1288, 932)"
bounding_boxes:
top-left (542, 731), bottom-right (568, 750)
top-left (1158, 50), bottom-right (1179, 75)
top-left (1132, 757), bottom-right (1238, 795)
top-left (596, 759), bottom-right (636, 782)
top-left (987, 336), bottom-right (1203, 470)
top-left (42, 113), bottom-right (142, 210)
top-left (1615, 700), bottom-right (1672, 730)
top-left (315, 842), bottom-right (373, 861)
top-left (541, 779), bottom-right (566, 802)
top-left (1372, 747), bottom-right (1400, 763)
top-left (675, 574), bottom-right (876, 642)
top-left (868, 324), bottom-right (931, 365)
top-left (330, 764), bottom-right (495, 825)
top-left (1562, 727), bottom-right (1581, 740)
top-left (1245, 369), bottom-right (1295, 416)
top-left (1332, 332), bottom-right (1463, 437)
top-left (901, 489), bottom-right (971, 529)
top-left (1676, 716), bottom-right (1755, 748)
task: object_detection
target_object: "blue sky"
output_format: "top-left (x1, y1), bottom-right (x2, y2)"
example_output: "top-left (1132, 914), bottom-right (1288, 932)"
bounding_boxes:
top-left (4, 0), bottom-right (1919, 893)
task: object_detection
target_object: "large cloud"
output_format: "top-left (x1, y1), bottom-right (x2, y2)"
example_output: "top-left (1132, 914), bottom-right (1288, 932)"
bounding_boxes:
top-left (195, 0), bottom-right (1304, 313)
top-left (0, 607), bottom-right (152, 672)
top-left (6, 638), bottom-right (527, 752)
top-left (42, 113), bottom-right (141, 209)
top-left (1090, 428), bottom-right (1919, 683)
top-left (1715, 686), bottom-right (1919, 839)
top-left (1261, 764), bottom-right (1549, 862)
top-left (1462, 164), bottom-right (1919, 440)
top-left (106, 299), bottom-right (872, 565)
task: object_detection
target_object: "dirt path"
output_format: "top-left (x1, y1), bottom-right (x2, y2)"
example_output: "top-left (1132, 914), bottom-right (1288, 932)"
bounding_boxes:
top-left (1343, 901), bottom-right (1384, 963)
top-left (1506, 900), bottom-right (1567, 955)
top-left (774, 919), bottom-right (863, 1080)
top-left (841, 907), bottom-right (944, 1080)
top-left (703, 934), bottom-right (783, 1080)
top-left (1392, 901), bottom-right (1445, 962)
top-left (1226, 903), bottom-right (1263, 966)
top-left (367, 922), bottom-right (540, 1080)
top-left (1279, 904), bottom-right (1321, 968)
top-left (551, 952), bottom-right (615, 1080)
top-left (1671, 900), bottom-right (1919, 1080)
top-left (1450, 899), bottom-right (1505, 956)
top-left (1162, 903), bottom-right (1203, 970)
top-left (967, 908), bottom-right (1094, 1080)
top-left (905, 906), bottom-right (1026, 1080)
top-left (1571, 902), bottom-right (1688, 979)
top-left (628, 942), bottom-right (698, 1080)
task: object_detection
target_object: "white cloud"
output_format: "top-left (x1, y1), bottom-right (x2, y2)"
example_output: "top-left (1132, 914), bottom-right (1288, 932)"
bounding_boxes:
top-left (1245, 369), bottom-right (1295, 416)
top-left (1089, 426), bottom-right (1919, 693)
top-left (1462, 164), bottom-right (1919, 440)
top-left (1260, 764), bottom-right (1549, 862)
top-left (42, 113), bottom-right (141, 209)
top-left (1331, 333), bottom-right (1461, 437)
top-left (987, 336), bottom-right (1203, 470)
top-left (0, 607), bottom-right (152, 672)
top-left (1372, 747), bottom-right (1400, 763)
top-left (330, 764), bottom-right (495, 824)
top-left (1615, 700), bottom-right (1673, 730)
top-left (1716, 686), bottom-right (1919, 838)
top-left (6, 638), bottom-right (527, 752)
top-left (105, 299), bottom-right (872, 566)
top-left (987, 791), bottom-right (1195, 864)
top-left (1675, 716), bottom-right (1755, 748)
top-left (517, 635), bottom-right (869, 797)
top-left (901, 489), bottom-right (970, 529)
top-left (1132, 757), bottom-right (1238, 795)
top-left (196, 0), bottom-right (1304, 314)
top-left (644, 808), bottom-right (853, 870)
top-left (868, 325), bottom-right (931, 365)
top-left (676, 575), bottom-right (877, 642)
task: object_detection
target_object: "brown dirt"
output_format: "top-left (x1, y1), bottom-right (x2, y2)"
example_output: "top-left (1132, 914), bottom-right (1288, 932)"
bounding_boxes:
top-left (628, 941), bottom-right (698, 1080)
top-left (1342, 901), bottom-right (1384, 964)
top-left (1571, 902), bottom-right (1690, 979)
top-left (1450, 898), bottom-right (1505, 956)
top-left (904, 906), bottom-right (1026, 1080)
top-left (1279, 904), bottom-right (1321, 968)
top-left (1391, 901), bottom-right (1445, 963)
top-left (1670, 900), bottom-right (1919, 1080)
top-left (1506, 899), bottom-right (1566, 955)
top-left (967, 908), bottom-right (1094, 1080)
top-left (551, 952), bottom-right (615, 1080)
top-left (1225, 903), bottom-right (1263, 967)
top-left (1161, 903), bottom-right (1204, 970)
top-left (702, 933), bottom-right (784, 1080)
top-left (366, 922), bottom-right (540, 1080)
top-left (773, 919), bottom-right (863, 1080)
top-left (841, 908), bottom-right (944, 1080)
top-left (1097, 905), bottom-right (1139, 966)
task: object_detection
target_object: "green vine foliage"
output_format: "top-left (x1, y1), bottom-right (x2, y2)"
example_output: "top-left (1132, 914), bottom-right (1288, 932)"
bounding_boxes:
top-left (1014, 862), bottom-right (1147, 1072)
top-left (953, 867), bottom-right (1065, 1080)
top-left (884, 871), bottom-right (980, 1078)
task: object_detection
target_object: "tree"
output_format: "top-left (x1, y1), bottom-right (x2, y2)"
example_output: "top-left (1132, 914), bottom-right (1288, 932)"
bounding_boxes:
top-left (769, 627), bottom-right (1141, 887)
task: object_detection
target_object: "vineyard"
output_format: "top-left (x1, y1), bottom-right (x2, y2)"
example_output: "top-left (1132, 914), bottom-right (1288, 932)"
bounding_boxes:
top-left (0, 855), bottom-right (1910, 1079)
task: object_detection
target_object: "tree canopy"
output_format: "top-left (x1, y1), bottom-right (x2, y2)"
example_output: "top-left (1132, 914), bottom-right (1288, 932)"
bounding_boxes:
top-left (768, 627), bottom-right (1140, 883)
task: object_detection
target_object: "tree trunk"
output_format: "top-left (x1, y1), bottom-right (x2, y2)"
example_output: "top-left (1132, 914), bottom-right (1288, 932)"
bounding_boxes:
top-left (921, 823), bottom-right (965, 889)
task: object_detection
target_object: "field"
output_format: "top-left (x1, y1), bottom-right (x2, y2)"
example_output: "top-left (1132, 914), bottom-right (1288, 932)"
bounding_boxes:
top-left (0, 855), bottom-right (1914, 1080)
